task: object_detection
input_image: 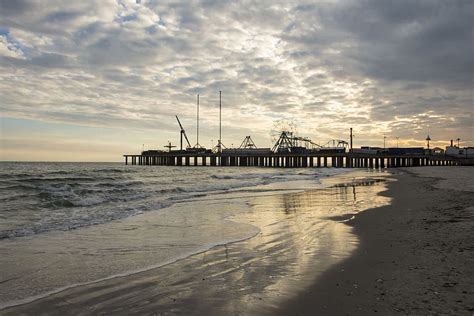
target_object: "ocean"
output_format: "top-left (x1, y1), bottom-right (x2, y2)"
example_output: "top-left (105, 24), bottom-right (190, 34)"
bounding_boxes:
top-left (0, 162), bottom-right (351, 239)
top-left (0, 162), bottom-right (391, 312)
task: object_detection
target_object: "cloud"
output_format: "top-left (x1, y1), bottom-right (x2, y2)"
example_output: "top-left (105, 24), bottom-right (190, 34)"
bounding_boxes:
top-left (0, 0), bottom-right (472, 158)
top-left (0, 34), bottom-right (25, 58)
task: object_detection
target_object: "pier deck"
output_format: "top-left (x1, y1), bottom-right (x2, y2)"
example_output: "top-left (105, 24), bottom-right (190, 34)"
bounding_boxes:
top-left (123, 152), bottom-right (458, 168)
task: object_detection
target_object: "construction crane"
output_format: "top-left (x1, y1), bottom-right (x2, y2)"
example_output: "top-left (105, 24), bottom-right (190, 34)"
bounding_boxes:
top-left (175, 115), bottom-right (191, 151)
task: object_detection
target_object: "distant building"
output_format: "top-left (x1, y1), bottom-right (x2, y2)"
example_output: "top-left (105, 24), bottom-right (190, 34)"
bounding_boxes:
top-left (352, 147), bottom-right (385, 154)
top-left (353, 147), bottom-right (426, 155)
top-left (387, 147), bottom-right (424, 155)
top-left (223, 148), bottom-right (273, 155)
top-left (445, 146), bottom-right (474, 157)
top-left (432, 147), bottom-right (445, 155)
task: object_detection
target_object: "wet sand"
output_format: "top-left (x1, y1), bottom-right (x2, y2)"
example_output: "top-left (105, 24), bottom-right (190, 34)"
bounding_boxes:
top-left (1, 170), bottom-right (390, 315)
top-left (277, 167), bottom-right (474, 315)
top-left (4, 167), bottom-right (471, 315)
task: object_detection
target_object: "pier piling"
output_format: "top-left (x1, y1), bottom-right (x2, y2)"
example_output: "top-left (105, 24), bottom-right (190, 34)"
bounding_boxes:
top-left (124, 152), bottom-right (459, 169)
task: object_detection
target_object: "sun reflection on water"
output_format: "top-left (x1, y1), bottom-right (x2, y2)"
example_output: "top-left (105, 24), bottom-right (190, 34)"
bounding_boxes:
top-left (2, 173), bottom-right (393, 315)
top-left (226, 175), bottom-right (392, 313)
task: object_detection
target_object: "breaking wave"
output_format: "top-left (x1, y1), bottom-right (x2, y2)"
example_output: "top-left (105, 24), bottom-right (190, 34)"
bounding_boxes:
top-left (0, 163), bottom-right (350, 239)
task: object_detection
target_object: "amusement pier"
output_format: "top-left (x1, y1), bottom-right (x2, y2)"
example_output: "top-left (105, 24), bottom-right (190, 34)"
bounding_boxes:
top-left (124, 149), bottom-right (462, 168)
top-left (124, 92), bottom-right (473, 168)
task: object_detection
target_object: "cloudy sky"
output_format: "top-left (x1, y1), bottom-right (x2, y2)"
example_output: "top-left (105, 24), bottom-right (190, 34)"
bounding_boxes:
top-left (0, 0), bottom-right (472, 161)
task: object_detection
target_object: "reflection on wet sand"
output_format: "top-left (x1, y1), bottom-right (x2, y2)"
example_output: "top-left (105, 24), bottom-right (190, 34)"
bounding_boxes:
top-left (3, 174), bottom-right (392, 315)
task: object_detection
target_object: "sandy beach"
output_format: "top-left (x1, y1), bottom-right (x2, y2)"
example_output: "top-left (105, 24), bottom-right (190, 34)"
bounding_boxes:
top-left (1, 166), bottom-right (473, 315)
top-left (277, 167), bottom-right (474, 315)
top-left (1, 168), bottom-right (390, 315)
top-left (2, 0), bottom-right (472, 314)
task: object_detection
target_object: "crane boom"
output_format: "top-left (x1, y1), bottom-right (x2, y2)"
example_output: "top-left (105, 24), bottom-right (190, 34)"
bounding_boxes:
top-left (175, 115), bottom-right (185, 131)
top-left (175, 115), bottom-right (191, 149)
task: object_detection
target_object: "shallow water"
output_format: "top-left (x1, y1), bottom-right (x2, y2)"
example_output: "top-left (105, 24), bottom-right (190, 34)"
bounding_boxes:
top-left (0, 163), bottom-right (391, 312)
top-left (0, 162), bottom-right (345, 239)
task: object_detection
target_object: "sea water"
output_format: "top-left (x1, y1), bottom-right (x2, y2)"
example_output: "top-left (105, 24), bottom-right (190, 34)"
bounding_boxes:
top-left (0, 162), bottom-right (349, 239)
top-left (0, 162), bottom-right (389, 309)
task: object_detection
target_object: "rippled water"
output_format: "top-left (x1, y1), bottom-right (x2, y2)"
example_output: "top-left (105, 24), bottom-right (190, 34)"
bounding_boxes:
top-left (0, 162), bottom-right (393, 311)
top-left (0, 162), bottom-right (348, 239)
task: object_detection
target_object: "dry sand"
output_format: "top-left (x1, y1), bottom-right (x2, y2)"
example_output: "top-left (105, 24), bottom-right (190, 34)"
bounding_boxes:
top-left (277, 166), bottom-right (474, 315)
top-left (409, 166), bottom-right (474, 192)
top-left (2, 167), bottom-right (472, 315)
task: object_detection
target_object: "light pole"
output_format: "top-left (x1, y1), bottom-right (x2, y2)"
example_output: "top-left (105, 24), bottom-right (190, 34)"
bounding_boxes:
top-left (350, 128), bottom-right (353, 152)
top-left (383, 134), bottom-right (386, 149)
top-left (457, 138), bottom-right (460, 147)
top-left (396, 137), bottom-right (399, 148)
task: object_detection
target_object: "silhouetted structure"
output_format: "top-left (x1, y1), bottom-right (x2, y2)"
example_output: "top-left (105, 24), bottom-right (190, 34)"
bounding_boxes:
top-left (127, 149), bottom-right (459, 168)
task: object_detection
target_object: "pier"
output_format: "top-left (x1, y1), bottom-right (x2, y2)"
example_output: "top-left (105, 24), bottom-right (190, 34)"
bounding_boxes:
top-left (123, 152), bottom-right (459, 168)
top-left (123, 92), bottom-right (471, 169)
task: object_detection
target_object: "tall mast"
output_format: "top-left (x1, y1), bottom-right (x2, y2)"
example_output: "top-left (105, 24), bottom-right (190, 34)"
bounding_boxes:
top-left (212, 90), bottom-right (225, 153)
top-left (197, 94), bottom-right (199, 146)
top-left (194, 94), bottom-right (202, 148)
top-left (219, 90), bottom-right (222, 150)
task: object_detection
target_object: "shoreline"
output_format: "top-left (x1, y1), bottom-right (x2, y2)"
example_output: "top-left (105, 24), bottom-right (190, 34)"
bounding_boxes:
top-left (0, 167), bottom-right (358, 308)
top-left (276, 167), bottom-right (474, 315)
top-left (1, 169), bottom-right (390, 314)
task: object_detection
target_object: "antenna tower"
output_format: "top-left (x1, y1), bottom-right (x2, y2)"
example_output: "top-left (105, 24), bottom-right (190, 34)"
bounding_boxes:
top-left (213, 90), bottom-right (226, 153)
top-left (194, 94), bottom-right (203, 148)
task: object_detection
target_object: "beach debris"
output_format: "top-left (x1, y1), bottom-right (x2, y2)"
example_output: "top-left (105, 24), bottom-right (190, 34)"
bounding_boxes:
top-left (442, 282), bottom-right (457, 287)
top-left (376, 278), bottom-right (384, 283)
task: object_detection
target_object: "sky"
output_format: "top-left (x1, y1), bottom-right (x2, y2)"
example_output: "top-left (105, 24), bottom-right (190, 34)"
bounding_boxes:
top-left (0, 0), bottom-right (473, 161)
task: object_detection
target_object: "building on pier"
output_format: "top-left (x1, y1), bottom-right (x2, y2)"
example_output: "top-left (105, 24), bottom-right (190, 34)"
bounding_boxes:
top-left (446, 146), bottom-right (474, 158)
